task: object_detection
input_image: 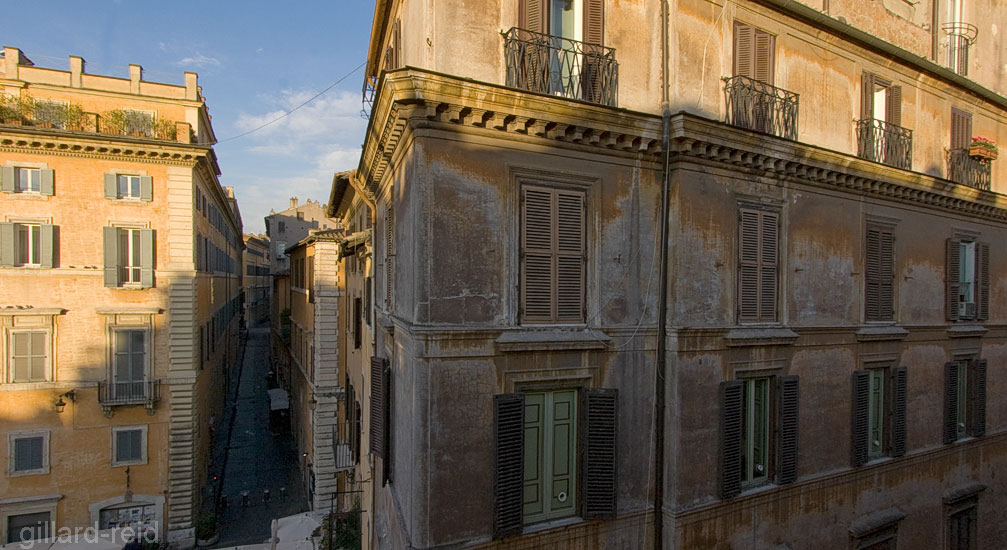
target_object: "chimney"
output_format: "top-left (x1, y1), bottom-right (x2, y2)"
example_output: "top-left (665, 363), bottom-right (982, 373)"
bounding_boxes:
top-left (129, 64), bottom-right (143, 94)
top-left (289, 197), bottom-right (299, 209)
top-left (70, 56), bottom-right (85, 88)
top-left (225, 186), bottom-right (235, 198)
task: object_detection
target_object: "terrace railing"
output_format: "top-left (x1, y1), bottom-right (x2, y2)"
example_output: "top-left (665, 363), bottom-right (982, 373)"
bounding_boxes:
top-left (947, 148), bottom-right (991, 190)
top-left (857, 118), bottom-right (913, 170)
top-left (724, 75), bottom-right (799, 141)
top-left (504, 27), bottom-right (618, 107)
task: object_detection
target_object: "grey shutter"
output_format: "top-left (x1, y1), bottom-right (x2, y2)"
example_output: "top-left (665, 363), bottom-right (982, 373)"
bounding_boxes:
top-left (734, 22), bottom-right (754, 79)
top-left (0, 222), bottom-right (14, 266)
top-left (719, 380), bottom-right (744, 499)
top-left (777, 376), bottom-right (799, 484)
top-left (104, 173), bottom-right (117, 199)
top-left (972, 359), bottom-right (986, 437)
top-left (385, 204), bottom-right (393, 308)
top-left (947, 239), bottom-right (961, 321)
top-left (103, 226), bottom-right (121, 287)
top-left (760, 211), bottom-right (779, 321)
top-left (944, 361), bottom-right (959, 444)
top-left (851, 370), bottom-right (870, 467)
top-left (1, 166), bottom-right (14, 193)
top-left (493, 393), bottom-right (525, 539)
top-left (519, 0), bottom-right (546, 33)
top-left (140, 176), bottom-right (153, 202)
top-left (892, 367), bottom-right (907, 457)
top-left (865, 227), bottom-right (881, 321)
top-left (977, 242), bottom-right (990, 321)
top-left (116, 431), bottom-right (131, 462)
top-left (369, 356), bottom-right (387, 459)
top-left (40, 169), bottom-right (54, 196)
top-left (40, 224), bottom-right (55, 268)
top-left (887, 85), bottom-right (903, 127)
top-left (556, 189), bottom-right (585, 323)
top-left (15, 437), bottom-right (43, 471)
top-left (582, 388), bottom-right (617, 519)
top-left (140, 229), bottom-right (155, 288)
top-left (861, 73), bottom-right (875, 120)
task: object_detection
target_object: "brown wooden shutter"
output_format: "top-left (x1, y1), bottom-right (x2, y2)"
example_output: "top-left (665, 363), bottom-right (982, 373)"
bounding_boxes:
top-left (738, 209), bottom-right (760, 322)
top-left (522, 186), bottom-right (554, 322)
top-left (861, 73), bottom-right (875, 120)
top-left (977, 242), bottom-right (989, 321)
top-left (719, 380), bottom-right (744, 499)
top-left (887, 85), bottom-right (902, 127)
top-left (584, 0), bottom-right (604, 45)
top-left (944, 361), bottom-right (959, 444)
top-left (776, 376), bottom-right (799, 484)
top-left (851, 370), bottom-right (870, 467)
top-left (556, 189), bottom-right (585, 322)
top-left (754, 29), bottom-right (775, 85)
top-left (582, 388), bottom-right (617, 519)
top-left (972, 359), bottom-right (986, 437)
top-left (866, 227), bottom-right (895, 322)
top-left (519, 0), bottom-right (547, 33)
top-left (760, 211), bottom-right (779, 322)
top-left (951, 109), bottom-right (972, 150)
top-left (370, 356), bottom-right (388, 459)
top-left (891, 367), bottom-right (908, 457)
top-left (733, 22), bottom-right (754, 79)
top-left (493, 393), bottom-right (525, 539)
top-left (947, 239), bottom-right (961, 321)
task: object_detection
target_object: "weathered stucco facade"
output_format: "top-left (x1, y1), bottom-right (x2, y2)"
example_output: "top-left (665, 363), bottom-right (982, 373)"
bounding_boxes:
top-left (243, 234), bottom-right (270, 325)
top-left (0, 48), bottom-right (242, 548)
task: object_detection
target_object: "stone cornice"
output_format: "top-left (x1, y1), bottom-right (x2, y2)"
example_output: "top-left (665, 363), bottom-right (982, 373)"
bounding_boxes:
top-left (360, 69), bottom-right (1007, 224)
top-left (0, 126), bottom-right (210, 165)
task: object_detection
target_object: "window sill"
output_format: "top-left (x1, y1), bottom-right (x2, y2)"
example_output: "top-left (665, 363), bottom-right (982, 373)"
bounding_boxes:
top-left (855, 325), bottom-right (909, 342)
top-left (111, 459), bottom-right (147, 468)
top-left (110, 198), bottom-right (148, 204)
top-left (7, 468), bottom-right (50, 478)
top-left (724, 327), bottom-right (798, 347)
top-left (738, 481), bottom-right (777, 497)
top-left (496, 329), bottom-right (611, 352)
top-left (947, 324), bottom-right (987, 338)
top-left (521, 515), bottom-right (584, 536)
top-left (3, 193), bottom-right (49, 200)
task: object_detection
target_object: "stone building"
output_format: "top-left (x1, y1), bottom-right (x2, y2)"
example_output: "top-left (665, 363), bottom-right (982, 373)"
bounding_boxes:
top-left (0, 48), bottom-right (242, 547)
top-left (243, 234), bottom-right (270, 325)
top-left (347, 0), bottom-right (1007, 548)
top-left (264, 198), bottom-right (339, 275)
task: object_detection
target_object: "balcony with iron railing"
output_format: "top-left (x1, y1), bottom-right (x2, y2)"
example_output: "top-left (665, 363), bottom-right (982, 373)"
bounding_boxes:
top-left (98, 379), bottom-right (160, 416)
top-left (503, 27), bottom-right (618, 107)
top-left (942, 22), bottom-right (977, 77)
top-left (332, 418), bottom-right (360, 472)
top-left (723, 75), bottom-right (799, 141)
top-left (946, 149), bottom-right (991, 190)
top-left (857, 119), bottom-right (913, 170)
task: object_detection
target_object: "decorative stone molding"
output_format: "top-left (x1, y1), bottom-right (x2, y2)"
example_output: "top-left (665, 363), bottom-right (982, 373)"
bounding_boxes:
top-left (724, 327), bottom-right (799, 347)
top-left (855, 326), bottom-right (910, 342)
top-left (495, 329), bottom-right (612, 352)
top-left (0, 130), bottom-right (208, 165)
top-left (947, 324), bottom-right (988, 338)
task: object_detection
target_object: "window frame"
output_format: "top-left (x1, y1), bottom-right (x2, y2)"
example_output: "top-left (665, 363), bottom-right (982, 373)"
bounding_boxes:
top-left (737, 204), bottom-right (780, 324)
top-left (864, 221), bottom-right (896, 323)
top-left (15, 168), bottom-right (42, 194)
top-left (945, 488), bottom-right (981, 550)
top-left (7, 329), bottom-right (50, 384)
top-left (119, 227), bottom-right (143, 284)
top-left (109, 326), bottom-right (150, 401)
top-left (110, 425), bottom-right (148, 467)
top-left (117, 174), bottom-right (142, 200)
top-left (866, 367), bottom-right (889, 460)
top-left (7, 431), bottom-right (50, 477)
top-left (741, 376), bottom-right (773, 486)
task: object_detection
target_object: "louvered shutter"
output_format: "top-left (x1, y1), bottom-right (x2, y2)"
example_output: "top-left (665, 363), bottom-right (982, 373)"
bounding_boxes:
top-left (944, 362), bottom-right (959, 444)
top-left (493, 393), bottom-right (525, 539)
top-left (891, 367), bottom-right (907, 457)
top-left (887, 86), bottom-right (902, 127)
top-left (40, 224), bottom-right (55, 268)
top-left (851, 370), bottom-right (870, 467)
top-left (140, 229), bottom-right (155, 288)
top-left (733, 23), bottom-right (754, 79)
top-left (977, 242), bottom-right (989, 321)
top-left (1, 166), bottom-right (14, 193)
top-left (582, 388), bottom-right (617, 519)
top-left (951, 109), bottom-right (972, 150)
top-left (385, 203), bottom-right (393, 309)
top-left (522, 186), bottom-right (553, 322)
top-left (754, 29), bottom-right (775, 85)
top-left (865, 227), bottom-right (894, 322)
top-left (103, 226), bottom-right (120, 287)
top-left (140, 176), bottom-right (153, 202)
top-left (759, 211), bottom-right (779, 321)
top-left (972, 359), bottom-right (986, 437)
top-left (738, 209), bottom-right (760, 321)
top-left (947, 239), bottom-right (961, 321)
top-left (369, 357), bottom-right (388, 459)
top-left (719, 380), bottom-right (744, 499)
top-left (861, 73), bottom-right (875, 120)
top-left (777, 376), bottom-right (799, 484)
top-left (104, 173), bottom-right (117, 199)
top-left (40, 169), bottom-right (54, 196)
top-left (519, 0), bottom-right (547, 33)
top-left (0, 222), bottom-right (14, 266)
top-left (556, 189), bottom-right (585, 322)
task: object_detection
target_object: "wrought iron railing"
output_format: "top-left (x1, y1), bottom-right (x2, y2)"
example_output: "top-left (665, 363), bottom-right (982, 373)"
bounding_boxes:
top-left (503, 27), bottom-right (618, 107)
top-left (943, 22), bottom-right (977, 76)
top-left (99, 379), bottom-right (160, 406)
top-left (332, 419), bottom-right (360, 471)
top-left (724, 75), bottom-right (799, 140)
top-left (857, 118), bottom-right (913, 170)
top-left (947, 149), bottom-right (991, 190)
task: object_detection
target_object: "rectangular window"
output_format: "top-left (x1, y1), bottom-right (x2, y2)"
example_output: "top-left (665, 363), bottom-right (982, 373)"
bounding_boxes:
top-left (353, 297), bottom-right (362, 349)
top-left (947, 238), bottom-right (988, 321)
top-left (112, 427), bottom-right (146, 466)
top-left (16, 224), bottom-right (41, 266)
top-left (946, 494), bottom-right (979, 550)
top-left (103, 227), bottom-right (154, 288)
top-left (8, 433), bottom-right (48, 475)
top-left (742, 377), bottom-right (770, 485)
top-left (119, 228), bottom-right (142, 284)
top-left (520, 185), bottom-right (586, 324)
top-left (15, 168), bottom-right (41, 194)
top-left (118, 175), bottom-right (141, 199)
top-left (1, 222), bottom-right (55, 268)
top-left (958, 241), bottom-right (976, 318)
top-left (867, 368), bottom-right (886, 459)
top-left (6, 512), bottom-right (50, 544)
top-left (103, 173), bottom-right (151, 201)
top-left (865, 225), bottom-right (895, 322)
top-left (113, 329), bottom-right (147, 401)
top-left (733, 22), bottom-right (775, 84)
top-left (9, 331), bottom-right (48, 383)
top-left (852, 367), bottom-right (907, 466)
top-left (945, 359), bottom-right (987, 443)
top-left (523, 389), bottom-right (578, 523)
top-left (738, 207), bottom-right (779, 323)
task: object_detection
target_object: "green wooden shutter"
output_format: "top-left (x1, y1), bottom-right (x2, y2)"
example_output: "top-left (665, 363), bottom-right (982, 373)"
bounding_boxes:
top-left (548, 390), bottom-right (576, 517)
top-left (1, 166), bottom-right (14, 193)
top-left (0, 222), bottom-right (14, 266)
top-left (977, 242), bottom-right (989, 321)
top-left (891, 367), bottom-right (907, 457)
top-left (140, 229), bottom-right (155, 288)
top-left (523, 393), bottom-right (545, 519)
top-left (851, 370), bottom-right (870, 467)
top-left (493, 393), bottom-right (525, 539)
top-left (776, 376), bottom-right (799, 484)
top-left (40, 224), bottom-right (55, 268)
top-left (582, 388), bottom-right (617, 519)
top-left (972, 359), bottom-right (986, 437)
top-left (103, 226), bottom-right (120, 287)
top-left (104, 173), bottom-right (117, 199)
top-left (522, 186), bottom-right (555, 322)
top-left (947, 239), bottom-right (961, 321)
top-left (944, 361), bottom-right (959, 444)
top-left (719, 380), bottom-right (744, 499)
top-left (40, 169), bottom-right (54, 196)
top-left (519, 0), bottom-right (547, 33)
top-left (140, 176), bottom-right (153, 202)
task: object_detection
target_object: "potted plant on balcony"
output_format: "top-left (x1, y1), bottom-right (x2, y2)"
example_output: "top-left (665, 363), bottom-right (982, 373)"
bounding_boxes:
top-left (969, 136), bottom-right (998, 160)
top-left (195, 513), bottom-right (219, 547)
top-left (0, 94), bottom-right (29, 125)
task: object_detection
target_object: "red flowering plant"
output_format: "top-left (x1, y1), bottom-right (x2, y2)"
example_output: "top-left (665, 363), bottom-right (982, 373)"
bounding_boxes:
top-left (970, 136), bottom-right (998, 153)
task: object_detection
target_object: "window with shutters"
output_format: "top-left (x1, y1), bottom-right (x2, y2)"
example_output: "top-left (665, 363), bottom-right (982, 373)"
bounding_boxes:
top-left (946, 492), bottom-right (979, 550)
top-left (111, 426), bottom-right (147, 466)
top-left (1, 166), bottom-right (54, 196)
top-left (733, 22), bottom-right (775, 84)
top-left (865, 225), bottom-right (895, 322)
top-left (851, 366), bottom-right (907, 466)
top-left (1, 220), bottom-right (56, 268)
top-left (103, 225), bottom-right (155, 288)
top-left (6, 330), bottom-right (50, 384)
top-left (111, 329), bottom-right (148, 401)
top-left (493, 388), bottom-right (617, 537)
top-left (742, 377), bottom-right (770, 485)
top-left (946, 237), bottom-right (988, 322)
top-left (8, 432), bottom-right (49, 476)
top-left (737, 206), bottom-right (779, 324)
top-left (103, 173), bottom-right (152, 201)
top-left (944, 358), bottom-right (986, 443)
top-left (858, 74), bottom-right (911, 170)
top-left (521, 185), bottom-right (586, 324)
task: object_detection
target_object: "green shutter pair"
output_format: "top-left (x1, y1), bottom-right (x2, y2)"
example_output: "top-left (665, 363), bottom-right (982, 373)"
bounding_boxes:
top-left (1, 167), bottom-right (55, 195)
top-left (0, 223), bottom-right (56, 267)
top-left (103, 226), bottom-right (155, 288)
top-left (103, 173), bottom-right (153, 201)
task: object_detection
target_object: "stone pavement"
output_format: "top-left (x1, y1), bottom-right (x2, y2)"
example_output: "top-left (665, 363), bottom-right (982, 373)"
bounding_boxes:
top-left (210, 326), bottom-right (309, 548)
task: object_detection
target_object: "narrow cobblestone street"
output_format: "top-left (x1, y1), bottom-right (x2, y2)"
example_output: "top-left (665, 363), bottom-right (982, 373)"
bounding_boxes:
top-left (211, 326), bottom-right (309, 548)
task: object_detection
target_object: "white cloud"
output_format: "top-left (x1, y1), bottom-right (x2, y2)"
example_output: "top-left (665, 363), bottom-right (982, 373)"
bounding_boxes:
top-left (176, 53), bottom-right (222, 68)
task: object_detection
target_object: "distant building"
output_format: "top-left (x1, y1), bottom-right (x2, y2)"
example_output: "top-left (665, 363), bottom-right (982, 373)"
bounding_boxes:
top-left (0, 47), bottom-right (242, 548)
top-left (243, 234), bottom-right (270, 325)
top-left (264, 198), bottom-right (338, 275)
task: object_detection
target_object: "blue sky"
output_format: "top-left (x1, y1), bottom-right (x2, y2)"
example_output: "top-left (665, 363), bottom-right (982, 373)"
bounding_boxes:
top-left (7, 1), bottom-right (376, 233)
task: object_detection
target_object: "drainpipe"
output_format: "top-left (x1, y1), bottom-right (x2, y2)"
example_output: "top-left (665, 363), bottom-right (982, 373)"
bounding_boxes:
top-left (653, 0), bottom-right (672, 547)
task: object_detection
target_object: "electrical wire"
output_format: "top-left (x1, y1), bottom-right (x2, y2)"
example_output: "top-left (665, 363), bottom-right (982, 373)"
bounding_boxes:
top-left (216, 60), bottom-right (365, 144)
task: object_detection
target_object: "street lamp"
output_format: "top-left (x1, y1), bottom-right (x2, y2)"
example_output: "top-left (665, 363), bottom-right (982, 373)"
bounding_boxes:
top-left (55, 389), bottom-right (76, 413)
